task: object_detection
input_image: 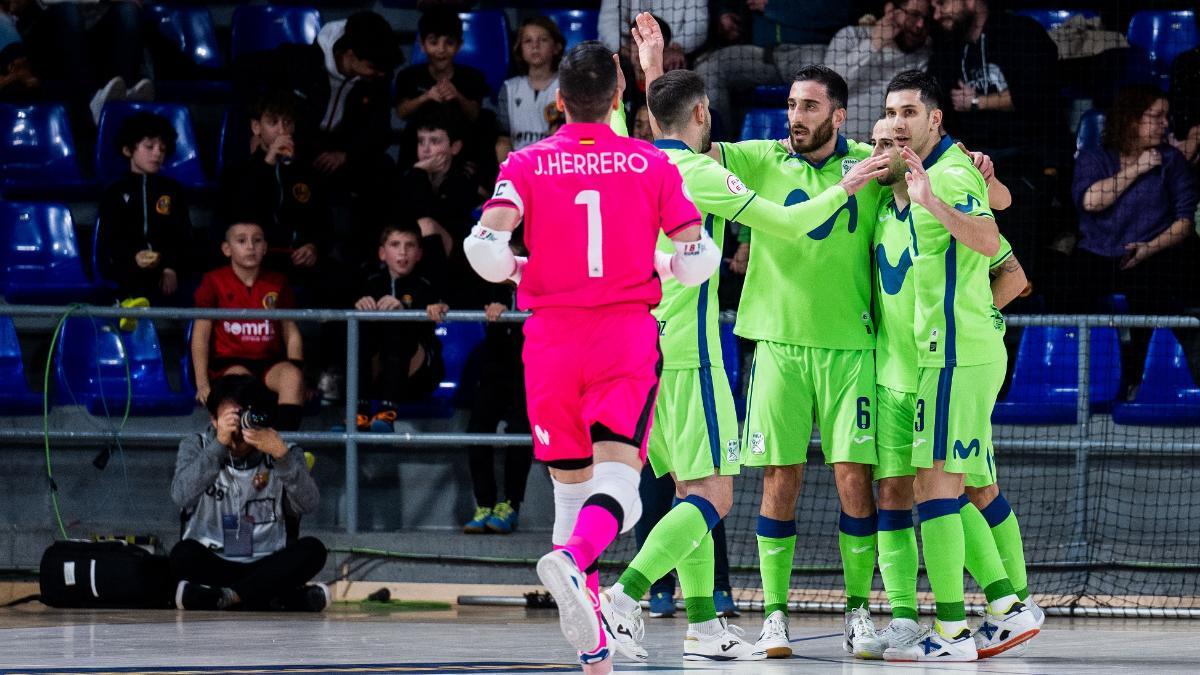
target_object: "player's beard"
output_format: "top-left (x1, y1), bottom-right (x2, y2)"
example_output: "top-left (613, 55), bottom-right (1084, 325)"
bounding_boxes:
top-left (877, 153), bottom-right (907, 186)
top-left (790, 115), bottom-right (835, 154)
top-left (699, 121), bottom-right (712, 154)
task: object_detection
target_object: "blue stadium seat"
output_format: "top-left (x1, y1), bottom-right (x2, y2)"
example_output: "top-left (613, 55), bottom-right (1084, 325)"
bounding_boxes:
top-left (411, 10), bottom-right (509, 96)
top-left (545, 9), bottom-right (599, 50)
top-left (0, 315), bottom-right (44, 414)
top-left (147, 5), bottom-right (224, 70)
top-left (1127, 10), bottom-right (1199, 90)
top-left (0, 202), bottom-right (100, 304)
top-left (752, 85), bottom-right (790, 106)
top-left (1112, 329), bottom-right (1200, 425)
top-left (54, 317), bottom-right (194, 416)
top-left (992, 327), bottom-right (1122, 424)
top-left (0, 104), bottom-right (90, 196)
top-left (740, 107), bottom-right (789, 141)
top-left (231, 6), bottom-right (322, 62)
top-left (1075, 108), bottom-right (1105, 155)
top-left (217, 106), bottom-right (251, 174)
top-left (1016, 9), bottom-right (1100, 32)
top-left (95, 102), bottom-right (208, 190)
top-left (434, 320), bottom-right (486, 405)
top-left (90, 215), bottom-right (117, 294)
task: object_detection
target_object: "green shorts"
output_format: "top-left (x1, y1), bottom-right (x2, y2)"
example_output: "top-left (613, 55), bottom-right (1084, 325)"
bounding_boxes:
top-left (876, 384), bottom-right (995, 485)
top-left (742, 341), bottom-right (877, 467)
top-left (913, 360), bottom-right (1006, 477)
top-left (647, 366), bottom-right (742, 481)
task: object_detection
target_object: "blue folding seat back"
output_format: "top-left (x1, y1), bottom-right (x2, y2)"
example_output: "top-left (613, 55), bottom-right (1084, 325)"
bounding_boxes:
top-left (147, 5), bottom-right (224, 70)
top-left (752, 85), bottom-right (790, 106)
top-left (1127, 10), bottom-right (1199, 90)
top-left (95, 102), bottom-right (207, 189)
top-left (1075, 109), bottom-right (1105, 155)
top-left (0, 202), bottom-right (98, 304)
top-left (231, 6), bottom-right (322, 62)
top-left (411, 10), bottom-right (509, 95)
top-left (0, 104), bottom-right (87, 193)
top-left (217, 106), bottom-right (251, 174)
top-left (123, 319), bottom-right (195, 414)
top-left (545, 9), bottom-right (599, 50)
top-left (993, 327), bottom-right (1121, 424)
top-left (0, 315), bottom-right (44, 414)
top-left (740, 108), bottom-right (788, 141)
top-left (1017, 9), bottom-right (1100, 31)
top-left (435, 321), bottom-right (486, 404)
top-left (1112, 329), bottom-right (1200, 425)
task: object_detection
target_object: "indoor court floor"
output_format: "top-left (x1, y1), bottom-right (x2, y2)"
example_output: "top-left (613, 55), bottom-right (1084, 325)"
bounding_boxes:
top-left (1, 604), bottom-right (1197, 674)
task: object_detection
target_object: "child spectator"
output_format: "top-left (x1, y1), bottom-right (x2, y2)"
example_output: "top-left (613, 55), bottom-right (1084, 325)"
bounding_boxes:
top-left (96, 112), bottom-right (190, 307)
top-left (394, 8), bottom-right (489, 124)
top-left (353, 223), bottom-right (447, 431)
top-left (629, 103), bottom-right (654, 141)
top-left (495, 16), bottom-right (565, 163)
top-left (192, 221), bottom-right (305, 431)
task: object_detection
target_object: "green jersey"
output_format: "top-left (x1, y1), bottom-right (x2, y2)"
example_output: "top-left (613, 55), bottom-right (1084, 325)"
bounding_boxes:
top-left (910, 136), bottom-right (1006, 368)
top-left (874, 183), bottom-right (1013, 391)
top-left (718, 136), bottom-right (882, 349)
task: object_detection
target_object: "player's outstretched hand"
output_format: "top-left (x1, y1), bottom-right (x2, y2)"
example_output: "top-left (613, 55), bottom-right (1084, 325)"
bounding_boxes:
top-left (631, 12), bottom-right (665, 76)
top-left (838, 154), bottom-right (891, 195)
top-left (901, 147), bottom-right (936, 208)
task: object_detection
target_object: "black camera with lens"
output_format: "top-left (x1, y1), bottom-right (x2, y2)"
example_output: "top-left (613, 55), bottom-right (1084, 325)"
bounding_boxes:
top-left (239, 407), bottom-right (271, 430)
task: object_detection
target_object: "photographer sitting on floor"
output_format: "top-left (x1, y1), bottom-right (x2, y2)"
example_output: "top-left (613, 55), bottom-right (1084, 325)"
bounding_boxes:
top-left (169, 374), bottom-right (328, 611)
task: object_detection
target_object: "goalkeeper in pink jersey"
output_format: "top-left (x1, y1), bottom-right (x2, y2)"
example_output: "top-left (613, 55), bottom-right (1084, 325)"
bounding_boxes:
top-left (464, 41), bottom-right (719, 673)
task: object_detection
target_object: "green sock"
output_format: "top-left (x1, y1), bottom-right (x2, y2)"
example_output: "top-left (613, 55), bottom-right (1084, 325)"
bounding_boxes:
top-left (960, 497), bottom-right (1016, 604)
top-left (756, 515), bottom-right (796, 616)
top-left (678, 531), bottom-right (717, 624)
top-left (917, 499), bottom-right (966, 627)
top-left (877, 509), bottom-right (919, 621)
top-left (838, 512), bottom-right (877, 612)
top-left (982, 494), bottom-right (1030, 601)
top-left (618, 500), bottom-right (712, 602)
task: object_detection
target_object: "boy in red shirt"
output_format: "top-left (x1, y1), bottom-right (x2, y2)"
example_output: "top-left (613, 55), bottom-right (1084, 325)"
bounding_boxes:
top-left (192, 221), bottom-right (306, 431)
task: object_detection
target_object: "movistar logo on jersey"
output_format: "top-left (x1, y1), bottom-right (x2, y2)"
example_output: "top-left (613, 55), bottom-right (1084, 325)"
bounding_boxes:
top-left (954, 438), bottom-right (981, 459)
top-left (876, 243), bottom-right (913, 295)
top-left (954, 193), bottom-right (981, 214)
top-left (785, 188), bottom-right (858, 241)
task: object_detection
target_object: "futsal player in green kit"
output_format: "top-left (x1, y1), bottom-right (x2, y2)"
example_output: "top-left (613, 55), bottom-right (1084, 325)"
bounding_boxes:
top-left (864, 109), bottom-right (1039, 660)
top-left (597, 14), bottom-right (890, 662)
top-left (869, 70), bottom-right (1041, 662)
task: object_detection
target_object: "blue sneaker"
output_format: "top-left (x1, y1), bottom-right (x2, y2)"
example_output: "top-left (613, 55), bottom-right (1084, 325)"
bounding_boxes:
top-left (714, 589), bottom-right (740, 617)
top-left (648, 591), bottom-right (676, 618)
top-left (485, 500), bottom-right (518, 534)
top-left (463, 505), bottom-right (492, 534)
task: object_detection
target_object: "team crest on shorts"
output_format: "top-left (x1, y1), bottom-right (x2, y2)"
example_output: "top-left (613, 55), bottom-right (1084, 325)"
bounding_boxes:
top-left (725, 439), bottom-right (740, 463)
top-left (841, 157), bottom-right (859, 176)
top-left (750, 432), bottom-right (765, 455)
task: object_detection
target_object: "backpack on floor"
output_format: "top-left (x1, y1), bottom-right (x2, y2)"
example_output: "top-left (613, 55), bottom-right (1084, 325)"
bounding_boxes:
top-left (39, 540), bottom-right (174, 609)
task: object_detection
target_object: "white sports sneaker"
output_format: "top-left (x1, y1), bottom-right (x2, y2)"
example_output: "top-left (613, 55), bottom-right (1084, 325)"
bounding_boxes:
top-left (843, 606), bottom-right (879, 657)
top-left (755, 609), bottom-right (791, 658)
top-left (536, 550), bottom-right (601, 655)
top-left (858, 617), bottom-right (923, 659)
top-left (973, 601), bottom-right (1040, 658)
top-left (884, 625), bottom-right (978, 662)
top-left (1028, 597), bottom-right (1046, 627)
top-left (598, 590), bottom-right (648, 661)
top-left (684, 620), bottom-right (768, 661)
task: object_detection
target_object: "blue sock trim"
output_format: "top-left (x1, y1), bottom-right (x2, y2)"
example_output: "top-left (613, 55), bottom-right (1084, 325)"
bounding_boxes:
top-left (877, 508), bottom-right (913, 531)
top-left (917, 498), bottom-right (961, 522)
top-left (957, 494), bottom-right (971, 509)
top-left (838, 511), bottom-right (878, 537)
top-left (980, 492), bottom-right (1013, 528)
top-left (756, 515), bottom-right (796, 538)
top-left (682, 495), bottom-right (721, 531)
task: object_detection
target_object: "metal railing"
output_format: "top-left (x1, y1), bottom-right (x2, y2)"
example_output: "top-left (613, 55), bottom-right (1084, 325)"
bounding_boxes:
top-left (2, 304), bottom-right (1197, 534)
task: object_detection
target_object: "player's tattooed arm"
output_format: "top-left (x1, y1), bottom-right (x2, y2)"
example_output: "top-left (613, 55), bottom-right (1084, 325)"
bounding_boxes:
top-left (990, 255), bottom-right (1027, 310)
top-left (901, 147), bottom-right (1000, 257)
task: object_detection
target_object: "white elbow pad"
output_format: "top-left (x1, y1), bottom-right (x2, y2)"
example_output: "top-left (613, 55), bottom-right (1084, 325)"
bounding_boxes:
top-left (654, 250), bottom-right (676, 280)
top-left (464, 225), bottom-right (517, 283)
top-left (670, 229), bottom-right (721, 286)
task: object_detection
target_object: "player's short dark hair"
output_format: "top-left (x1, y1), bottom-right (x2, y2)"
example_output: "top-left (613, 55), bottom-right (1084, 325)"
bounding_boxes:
top-left (885, 69), bottom-right (942, 111)
top-left (558, 40), bottom-right (618, 123)
top-left (379, 221), bottom-right (423, 246)
top-left (249, 90), bottom-right (297, 123)
top-left (116, 112), bottom-right (176, 156)
top-left (418, 7), bottom-right (463, 42)
top-left (792, 64), bottom-right (848, 111)
top-left (411, 101), bottom-right (464, 142)
top-left (627, 14), bottom-right (672, 47)
top-left (206, 374), bottom-right (275, 421)
top-left (648, 69), bottom-right (706, 132)
top-left (337, 11), bottom-right (401, 74)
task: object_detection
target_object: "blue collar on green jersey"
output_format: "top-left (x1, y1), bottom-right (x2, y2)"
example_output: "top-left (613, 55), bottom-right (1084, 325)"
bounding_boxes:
top-left (653, 139), bottom-right (693, 153)
top-left (922, 134), bottom-right (955, 170)
top-left (788, 134), bottom-right (850, 169)
top-left (890, 197), bottom-right (911, 221)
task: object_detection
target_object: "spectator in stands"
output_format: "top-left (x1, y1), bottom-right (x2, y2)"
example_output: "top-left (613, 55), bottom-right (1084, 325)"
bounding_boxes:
top-left (395, 8), bottom-right (489, 124)
top-left (0, 3), bottom-right (38, 101)
top-left (926, 0), bottom-right (1067, 283)
top-left (170, 374), bottom-right (327, 612)
top-left (600, 0), bottom-right (708, 56)
top-left (825, 0), bottom-right (932, 141)
top-left (96, 112), bottom-right (190, 308)
top-left (1169, 33), bottom-right (1200, 165)
top-left (353, 223), bottom-right (447, 432)
top-left (496, 16), bottom-right (565, 164)
top-left (1071, 84), bottom-right (1199, 393)
top-left (192, 221), bottom-right (306, 432)
top-left (630, 104), bottom-right (655, 141)
top-left (695, 0), bottom-right (855, 128)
